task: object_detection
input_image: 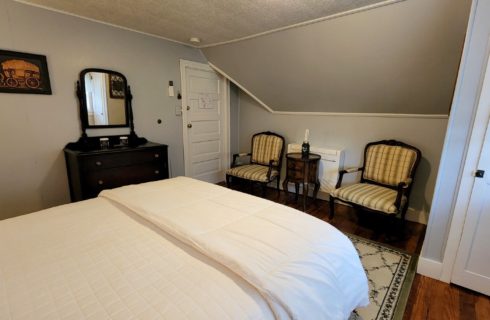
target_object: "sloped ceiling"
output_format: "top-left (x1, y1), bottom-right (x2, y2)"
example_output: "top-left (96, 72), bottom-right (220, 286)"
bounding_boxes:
top-left (203, 0), bottom-right (472, 114)
top-left (18, 0), bottom-right (471, 114)
top-left (18, 0), bottom-right (393, 47)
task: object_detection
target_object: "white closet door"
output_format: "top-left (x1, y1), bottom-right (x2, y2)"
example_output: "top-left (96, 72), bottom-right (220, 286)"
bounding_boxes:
top-left (450, 53), bottom-right (490, 295)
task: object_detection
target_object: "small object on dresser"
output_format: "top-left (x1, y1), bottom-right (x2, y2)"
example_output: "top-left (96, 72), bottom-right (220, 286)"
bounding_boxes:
top-left (99, 137), bottom-right (110, 149)
top-left (119, 136), bottom-right (128, 146)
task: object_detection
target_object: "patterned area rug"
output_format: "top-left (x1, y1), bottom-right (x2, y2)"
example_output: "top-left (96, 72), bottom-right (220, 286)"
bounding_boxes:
top-left (348, 235), bottom-right (416, 320)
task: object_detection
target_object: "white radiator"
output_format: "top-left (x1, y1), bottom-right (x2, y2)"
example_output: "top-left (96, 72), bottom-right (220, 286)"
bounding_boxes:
top-left (287, 144), bottom-right (344, 194)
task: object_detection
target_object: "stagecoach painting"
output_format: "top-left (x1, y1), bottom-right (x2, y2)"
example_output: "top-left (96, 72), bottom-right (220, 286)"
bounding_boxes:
top-left (0, 50), bottom-right (51, 95)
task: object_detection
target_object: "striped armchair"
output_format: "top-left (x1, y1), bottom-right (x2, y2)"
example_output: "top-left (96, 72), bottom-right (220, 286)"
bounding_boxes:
top-left (226, 131), bottom-right (285, 197)
top-left (329, 140), bottom-right (421, 224)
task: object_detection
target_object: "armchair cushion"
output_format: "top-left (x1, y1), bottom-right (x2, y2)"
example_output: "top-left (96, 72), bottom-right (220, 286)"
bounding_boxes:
top-left (332, 183), bottom-right (407, 214)
top-left (226, 165), bottom-right (279, 182)
top-left (363, 144), bottom-right (418, 186)
top-left (251, 134), bottom-right (284, 166)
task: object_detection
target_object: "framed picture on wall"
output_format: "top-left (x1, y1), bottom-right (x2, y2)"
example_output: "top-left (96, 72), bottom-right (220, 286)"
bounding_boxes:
top-left (0, 50), bottom-right (52, 95)
top-left (109, 74), bottom-right (125, 99)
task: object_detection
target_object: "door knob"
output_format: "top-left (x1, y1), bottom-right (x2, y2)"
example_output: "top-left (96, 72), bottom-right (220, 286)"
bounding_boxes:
top-left (187, 123), bottom-right (192, 128)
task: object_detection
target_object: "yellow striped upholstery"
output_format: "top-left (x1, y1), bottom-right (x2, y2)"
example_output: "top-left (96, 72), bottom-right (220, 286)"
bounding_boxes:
top-left (332, 183), bottom-right (406, 214)
top-left (363, 144), bottom-right (417, 186)
top-left (251, 134), bottom-right (284, 166)
top-left (226, 165), bottom-right (278, 182)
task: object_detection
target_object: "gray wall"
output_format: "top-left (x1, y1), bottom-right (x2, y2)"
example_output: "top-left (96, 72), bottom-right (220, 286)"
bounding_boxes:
top-left (203, 0), bottom-right (471, 114)
top-left (0, 0), bottom-right (205, 219)
top-left (238, 91), bottom-right (448, 223)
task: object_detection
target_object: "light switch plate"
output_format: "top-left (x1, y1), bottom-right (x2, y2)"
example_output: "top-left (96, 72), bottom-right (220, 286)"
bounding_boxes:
top-left (175, 106), bottom-right (182, 116)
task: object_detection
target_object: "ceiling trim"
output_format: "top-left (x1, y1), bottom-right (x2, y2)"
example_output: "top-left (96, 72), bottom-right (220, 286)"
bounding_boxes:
top-left (208, 62), bottom-right (274, 113)
top-left (14, 0), bottom-right (196, 48)
top-left (272, 111), bottom-right (449, 119)
top-left (209, 62), bottom-right (448, 119)
top-left (199, 0), bottom-right (406, 48)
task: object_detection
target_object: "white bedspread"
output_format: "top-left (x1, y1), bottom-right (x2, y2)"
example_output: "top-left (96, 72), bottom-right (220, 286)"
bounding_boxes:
top-left (100, 177), bottom-right (369, 320)
top-left (0, 197), bottom-right (275, 319)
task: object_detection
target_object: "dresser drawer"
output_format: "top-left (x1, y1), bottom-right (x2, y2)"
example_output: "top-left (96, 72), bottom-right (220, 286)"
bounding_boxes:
top-left (81, 149), bottom-right (164, 171)
top-left (286, 159), bottom-right (319, 182)
top-left (287, 159), bottom-right (305, 171)
top-left (82, 163), bottom-right (165, 198)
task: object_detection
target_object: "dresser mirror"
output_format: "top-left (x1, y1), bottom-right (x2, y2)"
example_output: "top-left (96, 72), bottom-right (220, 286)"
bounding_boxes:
top-left (72, 68), bottom-right (146, 151)
top-left (79, 68), bottom-right (129, 128)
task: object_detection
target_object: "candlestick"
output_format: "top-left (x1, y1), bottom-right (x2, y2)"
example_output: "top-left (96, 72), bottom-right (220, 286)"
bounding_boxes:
top-left (304, 129), bottom-right (309, 142)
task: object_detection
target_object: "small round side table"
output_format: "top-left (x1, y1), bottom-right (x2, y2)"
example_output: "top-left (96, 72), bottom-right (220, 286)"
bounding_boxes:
top-left (283, 152), bottom-right (321, 211)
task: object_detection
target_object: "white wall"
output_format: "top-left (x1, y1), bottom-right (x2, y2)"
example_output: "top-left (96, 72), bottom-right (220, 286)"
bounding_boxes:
top-left (238, 92), bottom-right (448, 224)
top-left (0, 0), bottom-right (205, 219)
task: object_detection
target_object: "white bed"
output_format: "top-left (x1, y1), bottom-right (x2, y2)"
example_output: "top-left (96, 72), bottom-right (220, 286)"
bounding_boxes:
top-left (0, 177), bottom-right (368, 320)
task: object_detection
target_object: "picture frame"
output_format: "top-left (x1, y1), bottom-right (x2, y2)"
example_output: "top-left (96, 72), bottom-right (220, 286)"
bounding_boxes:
top-left (109, 74), bottom-right (125, 99)
top-left (0, 49), bottom-right (52, 95)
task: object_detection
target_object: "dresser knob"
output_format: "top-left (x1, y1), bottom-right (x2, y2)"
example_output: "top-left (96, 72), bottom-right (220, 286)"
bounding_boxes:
top-left (98, 180), bottom-right (104, 185)
top-left (154, 154), bottom-right (160, 158)
top-left (95, 161), bottom-right (102, 166)
top-left (155, 170), bottom-right (160, 174)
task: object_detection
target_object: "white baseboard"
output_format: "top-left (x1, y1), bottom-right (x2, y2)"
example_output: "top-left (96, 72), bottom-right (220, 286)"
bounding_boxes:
top-left (417, 257), bottom-right (444, 281)
top-left (405, 207), bottom-right (429, 225)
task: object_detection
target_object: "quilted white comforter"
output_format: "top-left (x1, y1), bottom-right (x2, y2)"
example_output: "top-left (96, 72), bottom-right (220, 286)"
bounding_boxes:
top-left (0, 177), bottom-right (368, 320)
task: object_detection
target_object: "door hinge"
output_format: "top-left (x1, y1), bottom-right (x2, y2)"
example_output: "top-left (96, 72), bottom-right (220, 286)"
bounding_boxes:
top-left (475, 170), bottom-right (485, 178)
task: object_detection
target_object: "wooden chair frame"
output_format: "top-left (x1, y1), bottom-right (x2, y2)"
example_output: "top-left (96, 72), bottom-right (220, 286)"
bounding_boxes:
top-left (329, 140), bottom-right (421, 226)
top-left (226, 131), bottom-right (285, 197)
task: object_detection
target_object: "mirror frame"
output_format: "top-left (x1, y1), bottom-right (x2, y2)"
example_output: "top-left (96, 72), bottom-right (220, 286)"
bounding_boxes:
top-left (78, 68), bottom-right (130, 129)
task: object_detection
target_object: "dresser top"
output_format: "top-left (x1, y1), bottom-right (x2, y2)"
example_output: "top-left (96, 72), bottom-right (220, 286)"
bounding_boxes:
top-left (64, 141), bottom-right (166, 156)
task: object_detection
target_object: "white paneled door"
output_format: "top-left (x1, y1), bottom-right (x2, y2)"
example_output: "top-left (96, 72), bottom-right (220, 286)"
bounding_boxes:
top-left (451, 115), bottom-right (490, 295)
top-left (180, 60), bottom-right (229, 183)
top-left (450, 53), bottom-right (490, 296)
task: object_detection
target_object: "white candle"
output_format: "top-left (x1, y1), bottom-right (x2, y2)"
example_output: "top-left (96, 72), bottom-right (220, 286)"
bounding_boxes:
top-left (304, 129), bottom-right (309, 142)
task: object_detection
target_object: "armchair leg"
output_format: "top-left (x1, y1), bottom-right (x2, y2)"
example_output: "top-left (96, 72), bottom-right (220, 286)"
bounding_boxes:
top-left (276, 178), bottom-right (280, 197)
top-left (399, 206), bottom-right (408, 238)
top-left (329, 196), bottom-right (335, 220)
top-left (261, 183), bottom-right (267, 198)
top-left (226, 174), bottom-right (231, 188)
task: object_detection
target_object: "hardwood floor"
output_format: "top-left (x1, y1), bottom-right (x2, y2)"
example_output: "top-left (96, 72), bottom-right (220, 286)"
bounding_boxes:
top-left (404, 275), bottom-right (490, 320)
top-left (230, 184), bottom-right (490, 320)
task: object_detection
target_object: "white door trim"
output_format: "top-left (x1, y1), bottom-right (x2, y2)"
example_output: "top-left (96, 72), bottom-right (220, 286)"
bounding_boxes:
top-left (209, 62), bottom-right (448, 119)
top-left (180, 59), bottom-right (230, 179)
top-left (440, 42), bottom-right (490, 282)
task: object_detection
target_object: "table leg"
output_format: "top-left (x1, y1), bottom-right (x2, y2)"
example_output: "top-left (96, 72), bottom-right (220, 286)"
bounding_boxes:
top-left (283, 179), bottom-right (289, 203)
top-left (303, 182), bottom-right (309, 212)
top-left (313, 179), bottom-right (320, 201)
top-left (303, 161), bottom-right (311, 212)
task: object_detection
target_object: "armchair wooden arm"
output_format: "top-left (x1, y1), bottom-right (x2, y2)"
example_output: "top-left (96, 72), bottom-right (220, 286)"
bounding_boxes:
top-left (335, 167), bottom-right (364, 189)
top-left (394, 178), bottom-right (413, 209)
top-left (266, 159), bottom-right (277, 180)
top-left (231, 153), bottom-right (252, 168)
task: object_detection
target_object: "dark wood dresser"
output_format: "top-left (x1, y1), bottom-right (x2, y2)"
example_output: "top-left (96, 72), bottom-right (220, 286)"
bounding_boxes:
top-left (64, 142), bottom-right (169, 201)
